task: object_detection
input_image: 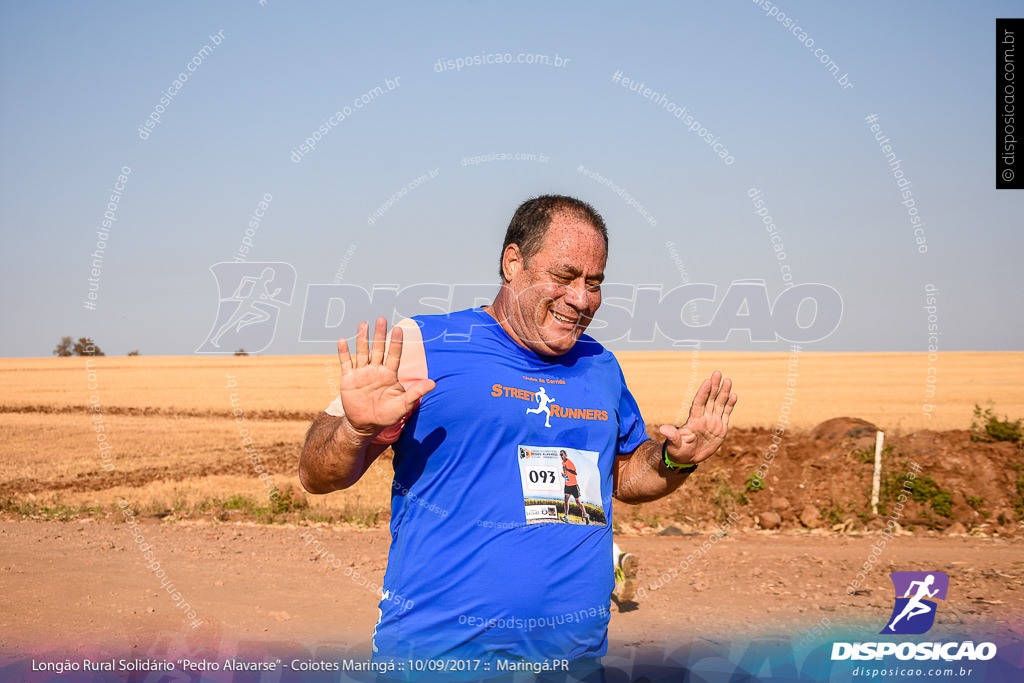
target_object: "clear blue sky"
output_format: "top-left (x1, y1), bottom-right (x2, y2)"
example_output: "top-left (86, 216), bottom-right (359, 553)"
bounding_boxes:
top-left (1, 1), bottom-right (1020, 356)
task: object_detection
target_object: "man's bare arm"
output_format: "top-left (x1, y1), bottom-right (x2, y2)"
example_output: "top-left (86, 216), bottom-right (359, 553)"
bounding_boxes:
top-left (613, 371), bottom-right (737, 504)
top-left (299, 413), bottom-right (389, 494)
top-left (613, 439), bottom-right (695, 504)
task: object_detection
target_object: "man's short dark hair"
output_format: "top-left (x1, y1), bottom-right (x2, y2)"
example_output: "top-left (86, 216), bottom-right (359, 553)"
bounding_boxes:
top-left (499, 195), bottom-right (608, 279)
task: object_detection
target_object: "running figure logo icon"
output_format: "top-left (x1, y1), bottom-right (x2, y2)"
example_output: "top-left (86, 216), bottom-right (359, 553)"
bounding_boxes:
top-left (880, 571), bottom-right (949, 635)
top-left (197, 262), bottom-right (296, 354)
top-left (526, 386), bottom-right (557, 428)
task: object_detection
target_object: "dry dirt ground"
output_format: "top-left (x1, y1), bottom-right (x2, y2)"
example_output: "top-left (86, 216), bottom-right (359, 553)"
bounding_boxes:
top-left (2, 520), bottom-right (1022, 671)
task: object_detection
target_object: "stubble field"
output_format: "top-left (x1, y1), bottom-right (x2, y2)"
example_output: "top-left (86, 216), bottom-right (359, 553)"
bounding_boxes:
top-left (1, 352), bottom-right (1020, 516)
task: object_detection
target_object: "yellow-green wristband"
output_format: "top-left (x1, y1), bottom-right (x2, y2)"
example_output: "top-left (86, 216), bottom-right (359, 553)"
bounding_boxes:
top-left (662, 439), bottom-right (698, 472)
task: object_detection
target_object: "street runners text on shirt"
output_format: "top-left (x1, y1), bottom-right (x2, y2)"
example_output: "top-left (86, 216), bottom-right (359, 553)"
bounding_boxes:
top-left (491, 383), bottom-right (608, 421)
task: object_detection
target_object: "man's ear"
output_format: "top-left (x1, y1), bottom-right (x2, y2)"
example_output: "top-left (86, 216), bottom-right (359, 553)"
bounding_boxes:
top-left (502, 244), bottom-right (523, 282)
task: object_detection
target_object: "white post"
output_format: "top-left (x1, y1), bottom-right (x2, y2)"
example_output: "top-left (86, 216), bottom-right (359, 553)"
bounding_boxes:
top-left (871, 431), bottom-right (885, 515)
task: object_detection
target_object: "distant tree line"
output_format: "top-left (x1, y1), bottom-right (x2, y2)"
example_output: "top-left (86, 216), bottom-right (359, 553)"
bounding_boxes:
top-left (52, 336), bottom-right (105, 357)
top-left (52, 336), bottom-right (142, 356)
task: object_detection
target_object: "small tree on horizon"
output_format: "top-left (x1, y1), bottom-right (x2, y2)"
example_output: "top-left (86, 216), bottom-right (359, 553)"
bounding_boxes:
top-left (53, 336), bottom-right (73, 357)
top-left (73, 337), bottom-right (105, 356)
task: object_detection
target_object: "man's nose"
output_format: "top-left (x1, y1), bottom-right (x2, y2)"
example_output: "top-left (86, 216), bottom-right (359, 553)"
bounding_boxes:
top-left (563, 279), bottom-right (588, 308)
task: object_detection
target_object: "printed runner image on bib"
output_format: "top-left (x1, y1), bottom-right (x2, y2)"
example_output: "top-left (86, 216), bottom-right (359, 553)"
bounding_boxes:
top-left (517, 445), bottom-right (605, 525)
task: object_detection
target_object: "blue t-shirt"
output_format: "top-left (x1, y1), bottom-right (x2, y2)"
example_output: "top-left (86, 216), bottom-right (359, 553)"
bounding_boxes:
top-left (373, 308), bottom-right (649, 670)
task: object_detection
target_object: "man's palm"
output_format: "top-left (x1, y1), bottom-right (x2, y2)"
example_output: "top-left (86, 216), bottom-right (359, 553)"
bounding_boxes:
top-left (660, 371), bottom-right (737, 465)
top-left (337, 318), bottom-right (434, 437)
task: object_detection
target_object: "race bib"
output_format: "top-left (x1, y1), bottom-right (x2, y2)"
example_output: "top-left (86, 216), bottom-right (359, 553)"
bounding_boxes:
top-left (517, 445), bottom-right (605, 526)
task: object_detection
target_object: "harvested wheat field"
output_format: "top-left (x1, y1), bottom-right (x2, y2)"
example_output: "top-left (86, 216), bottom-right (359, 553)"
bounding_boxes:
top-left (1, 352), bottom-right (1023, 681)
top-left (3, 351), bottom-right (1019, 428)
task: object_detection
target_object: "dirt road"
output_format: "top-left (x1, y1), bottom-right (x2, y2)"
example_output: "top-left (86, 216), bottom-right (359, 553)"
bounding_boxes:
top-left (2, 519), bottom-right (1022, 679)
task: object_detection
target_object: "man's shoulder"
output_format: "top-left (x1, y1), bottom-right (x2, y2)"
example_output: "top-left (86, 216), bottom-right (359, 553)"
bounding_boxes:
top-left (409, 307), bottom-right (484, 325)
top-left (575, 332), bottom-right (608, 352)
top-left (406, 308), bottom-right (498, 349)
top-left (569, 333), bottom-right (619, 366)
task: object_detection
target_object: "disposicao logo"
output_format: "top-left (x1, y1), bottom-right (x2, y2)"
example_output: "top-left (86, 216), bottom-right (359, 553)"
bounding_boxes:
top-left (881, 571), bottom-right (948, 635)
top-left (830, 570), bottom-right (998, 663)
top-left (197, 262), bottom-right (296, 354)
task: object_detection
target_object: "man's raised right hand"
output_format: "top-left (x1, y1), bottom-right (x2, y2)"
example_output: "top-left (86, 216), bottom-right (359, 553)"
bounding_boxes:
top-left (337, 317), bottom-right (435, 439)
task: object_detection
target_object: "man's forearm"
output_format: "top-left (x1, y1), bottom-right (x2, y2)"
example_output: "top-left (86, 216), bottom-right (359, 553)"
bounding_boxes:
top-left (614, 439), bottom-right (694, 504)
top-left (299, 412), bottom-right (386, 494)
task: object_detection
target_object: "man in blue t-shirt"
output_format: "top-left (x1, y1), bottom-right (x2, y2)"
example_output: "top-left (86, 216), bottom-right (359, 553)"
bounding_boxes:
top-left (299, 195), bottom-right (738, 675)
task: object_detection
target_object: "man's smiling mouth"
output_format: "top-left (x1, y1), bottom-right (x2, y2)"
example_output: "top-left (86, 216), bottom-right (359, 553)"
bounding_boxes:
top-left (551, 310), bottom-right (579, 326)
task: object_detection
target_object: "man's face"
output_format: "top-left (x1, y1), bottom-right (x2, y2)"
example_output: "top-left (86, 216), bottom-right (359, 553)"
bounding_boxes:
top-left (502, 214), bottom-right (606, 356)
